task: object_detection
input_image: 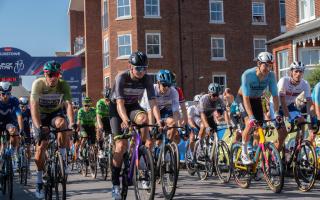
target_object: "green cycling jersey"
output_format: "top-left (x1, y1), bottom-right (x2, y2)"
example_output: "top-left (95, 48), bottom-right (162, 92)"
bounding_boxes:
top-left (78, 107), bottom-right (96, 126)
top-left (96, 98), bottom-right (110, 118)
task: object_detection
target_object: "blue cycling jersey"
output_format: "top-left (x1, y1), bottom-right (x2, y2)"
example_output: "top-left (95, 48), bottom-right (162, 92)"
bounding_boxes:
top-left (241, 67), bottom-right (278, 97)
top-left (0, 96), bottom-right (21, 129)
top-left (312, 82), bottom-right (320, 106)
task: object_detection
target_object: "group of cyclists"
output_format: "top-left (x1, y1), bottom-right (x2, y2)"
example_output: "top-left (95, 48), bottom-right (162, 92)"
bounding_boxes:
top-left (1, 49), bottom-right (320, 199)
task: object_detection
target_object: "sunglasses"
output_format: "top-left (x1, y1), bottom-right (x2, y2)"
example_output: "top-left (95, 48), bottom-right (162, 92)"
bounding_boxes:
top-left (293, 70), bottom-right (303, 74)
top-left (84, 105), bottom-right (90, 107)
top-left (46, 72), bottom-right (60, 78)
top-left (0, 92), bottom-right (11, 96)
top-left (134, 66), bottom-right (147, 72)
top-left (161, 83), bottom-right (171, 88)
top-left (210, 93), bottom-right (219, 98)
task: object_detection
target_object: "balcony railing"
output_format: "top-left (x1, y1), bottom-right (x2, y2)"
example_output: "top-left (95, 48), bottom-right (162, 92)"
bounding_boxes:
top-left (74, 36), bottom-right (85, 54)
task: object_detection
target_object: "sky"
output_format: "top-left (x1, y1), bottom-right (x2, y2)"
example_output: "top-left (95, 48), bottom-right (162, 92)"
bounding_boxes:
top-left (0, 0), bottom-right (70, 56)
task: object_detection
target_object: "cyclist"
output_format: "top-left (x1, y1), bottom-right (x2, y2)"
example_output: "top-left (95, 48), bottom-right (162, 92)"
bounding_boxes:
top-left (96, 87), bottom-right (112, 159)
top-left (187, 94), bottom-right (202, 151)
top-left (270, 61), bottom-right (312, 149)
top-left (19, 96), bottom-right (32, 171)
top-left (110, 51), bottom-right (162, 200)
top-left (30, 60), bottom-right (75, 199)
top-left (77, 97), bottom-right (97, 159)
top-left (236, 52), bottom-right (282, 165)
top-left (0, 82), bottom-right (24, 170)
top-left (311, 82), bottom-right (320, 143)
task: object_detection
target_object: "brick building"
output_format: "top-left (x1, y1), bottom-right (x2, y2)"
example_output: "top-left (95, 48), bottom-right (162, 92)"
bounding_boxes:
top-left (69, 0), bottom-right (282, 101)
top-left (268, 0), bottom-right (320, 80)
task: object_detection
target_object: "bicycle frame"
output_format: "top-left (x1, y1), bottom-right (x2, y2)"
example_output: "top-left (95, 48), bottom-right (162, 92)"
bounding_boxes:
top-left (127, 127), bottom-right (142, 185)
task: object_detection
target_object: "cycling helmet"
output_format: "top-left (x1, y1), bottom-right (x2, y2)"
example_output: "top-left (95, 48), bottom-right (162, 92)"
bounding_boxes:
top-left (19, 97), bottom-right (28, 105)
top-left (157, 70), bottom-right (172, 85)
top-left (43, 60), bottom-right (61, 73)
top-left (104, 87), bottom-right (112, 99)
top-left (72, 101), bottom-right (79, 108)
top-left (129, 51), bottom-right (148, 66)
top-left (208, 83), bottom-right (221, 94)
top-left (257, 52), bottom-right (273, 63)
top-left (0, 82), bottom-right (12, 92)
top-left (290, 61), bottom-right (305, 72)
top-left (82, 97), bottom-right (92, 105)
top-left (193, 94), bottom-right (202, 102)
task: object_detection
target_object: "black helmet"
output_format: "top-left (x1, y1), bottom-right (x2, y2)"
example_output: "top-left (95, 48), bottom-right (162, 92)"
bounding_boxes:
top-left (208, 83), bottom-right (221, 95)
top-left (104, 87), bottom-right (112, 99)
top-left (129, 51), bottom-right (148, 66)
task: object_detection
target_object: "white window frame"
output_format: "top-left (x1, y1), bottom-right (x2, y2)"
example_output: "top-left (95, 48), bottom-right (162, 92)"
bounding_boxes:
top-left (211, 36), bottom-right (226, 61)
top-left (117, 0), bottom-right (132, 20)
top-left (298, 0), bottom-right (315, 24)
top-left (144, 0), bottom-right (160, 18)
top-left (145, 32), bottom-right (162, 58)
top-left (277, 50), bottom-right (289, 78)
top-left (103, 38), bottom-right (109, 68)
top-left (212, 74), bottom-right (227, 91)
top-left (117, 34), bottom-right (132, 59)
top-left (209, 0), bottom-right (224, 24)
top-left (253, 37), bottom-right (267, 59)
top-left (252, 2), bottom-right (266, 25)
top-left (102, 0), bottom-right (109, 30)
top-left (279, 0), bottom-right (286, 32)
top-left (298, 47), bottom-right (320, 67)
top-left (104, 76), bottom-right (110, 88)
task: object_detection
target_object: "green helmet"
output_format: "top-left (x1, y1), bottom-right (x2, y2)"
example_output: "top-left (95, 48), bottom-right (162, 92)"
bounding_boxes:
top-left (43, 60), bottom-right (61, 73)
top-left (82, 97), bottom-right (92, 105)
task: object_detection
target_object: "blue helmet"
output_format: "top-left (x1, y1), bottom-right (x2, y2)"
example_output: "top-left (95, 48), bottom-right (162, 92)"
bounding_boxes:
top-left (156, 70), bottom-right (172, 85)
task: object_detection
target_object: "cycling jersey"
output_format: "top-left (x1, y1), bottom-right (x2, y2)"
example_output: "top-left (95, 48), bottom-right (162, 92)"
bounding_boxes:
top-left (278, 76), bottom-right (311, 106)
top-left (96, 98), bottom-right (110, 118)
top-left (21, 107), bottom-right (31, 130)
top-left (241, 67), bottom-right (278, 97)
top-left (312, 82), bottom-right (320, 106)
top-left (187, 104), bottom-right (200, 118)
top-left (175, 87), bottom-right (185, 103)
top-left (0, 96), bottom-right (21, 131)
top-left (111, 70), bottom-right (155, 105)
top-left (198, 94), bottom-right (226, 115)
top-left (78, 107), bottom-right (96, 126)
top-left (30, 77), bottom-right (72, 113)
top-left (140, 84), bottom-right (180, 113)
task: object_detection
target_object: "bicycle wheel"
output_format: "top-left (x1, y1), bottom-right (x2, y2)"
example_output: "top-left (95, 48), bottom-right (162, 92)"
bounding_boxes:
top-left (214, 140), bottom-right (231, 183)
top-left (81, 149), bottom-right (88, 177)
top-left (89, 147), bottom-right (97, 179)
top-left (262, 142), bottom-right (284, 193)
top-left (170, 142), bottom-right (180, 179)
top-left (6, 156), bottom-right (13, 200)
top-left (121, 152), bottom-right (129, 200)
top-left (230, 143), bottom-right (251, 188)
top-left (185, 141), bottom-right (196, 176)
top-left (54, 153), bottom-right (66, 200)
top-left (160, 144), bottom-right (177, 200)
top-left (194, 140), bottom-right (208, 180)
top-left (105, 141), bottom-right (113, 180)
top-left (44, 161), bottom-right (53, 200)
top-left (293, 140), bottom-right (317, 192)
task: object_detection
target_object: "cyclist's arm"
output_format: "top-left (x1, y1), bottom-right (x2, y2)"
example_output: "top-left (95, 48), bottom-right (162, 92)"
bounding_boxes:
top-left (269, 72), bottom-right (279, 113)
top-left (280, 95), bottom-right (289, 118)
top-left (173, 111), bottom-right (180, 124)
top-left (272, 96), bottom-right (280, 114)
top-left (96, 114), bottom-right (103, 130)
top-left (188, 117), bottom-right (197, 129)
top-left (65, 100), bottom-right (74, 126)
top-left (30, 98), bottom-right (41, 129)
top-left (242, 95), bottom-right (254, 118)
top-left (200, 112), bottom-right (210, 128)
top-left (17, 114), bottom-right (24, 132)
top-left (116, 99), bottom-right (129, 123)
top-left (278, 77), bottom-right (289, 117)
top-left (150, 99), bottom-right (162, 125)
top-left (180, 102), bottom-right (188, 126)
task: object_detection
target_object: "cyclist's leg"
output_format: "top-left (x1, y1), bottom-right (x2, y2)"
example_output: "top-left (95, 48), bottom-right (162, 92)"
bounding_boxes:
top-left (79, 126), bottom-right (88, 158)
top-left (52, 115), bottom-right (69, 162)
top-left (129, 104), bottom-right (150, 147)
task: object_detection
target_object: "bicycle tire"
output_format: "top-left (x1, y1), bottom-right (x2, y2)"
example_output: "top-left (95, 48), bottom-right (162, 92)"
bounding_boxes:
top-left (105, 143), bottom-right (113, 180)
top-left (185, 142), bottom-right (196, 176)
top-left (54, 153), bottom-right (66, 200)
top-left (7, 156), bottom-right (13, 200)
top-left (133, 146), bottom-right (156, 200)
top-left (44, 162), bottom-right (53, 200)
top-left (215, 140), bottom-right (231, 183)
top-left (263, 142), bottom-right (284, 193)
top-left (170, 142), bottom-right (180, 180)
top-left (89, 147), bottom-right (97, 179)
top-left (230, 143), bottom-right (251, 189)
top-left (293, 140), bottom-right (317, 192)
top-left (121, 152), bottom-right (129, 200)
top-left (194, 140), bottom-right (208, 180)
top-left (160, 144), bottom-right (177, 200)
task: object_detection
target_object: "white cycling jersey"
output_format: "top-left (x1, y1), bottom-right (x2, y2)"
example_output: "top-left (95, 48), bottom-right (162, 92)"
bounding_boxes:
top-left (187, 104), bottom-right (200, 118)
top-left (277, 76), bottom-right (311, 106)
top-left (140, 84), bottom-right (179, 112)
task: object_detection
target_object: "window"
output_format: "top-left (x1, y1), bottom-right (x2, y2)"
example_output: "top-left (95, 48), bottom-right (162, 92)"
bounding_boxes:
top-left (299, 48), bottom-right (320, 66)
top-left (253, 37), bottom-right (266, 58)
top-left (146, 33), bottom-right (161, 57)
top-left (252, 2), bottom-right (265, 24)
top-left (102, 0), bottom-right (108, 29)
top-left (103, 38), bottom-right (109, 67)
top-left (212, 74), bottom-right (226, 91)
top-left (298, 0), bottom-right (315, 23)
top-left (277, 50), bottom-right (289, 78)
top-left (279, 0), bottom-right (286, 32)
top-left (117, 0), bottom-right (131, 18)
top-left (211, 36), bottom-right (225, 60)
top-left (118, 34), bottom-right (132, 58)
top-left (145, 0), bottom-right (160, 17)
top-left (209, 0), bottom-right (224, 23)
top-left (104, 77), bottom-right (110, 88)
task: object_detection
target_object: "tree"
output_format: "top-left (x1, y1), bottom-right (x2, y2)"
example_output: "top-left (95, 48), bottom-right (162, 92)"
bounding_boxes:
top-left (306, 65), bottom-right (320, 88)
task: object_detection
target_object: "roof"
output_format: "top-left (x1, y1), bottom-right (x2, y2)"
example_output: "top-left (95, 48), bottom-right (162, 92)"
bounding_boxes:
top-left (267, 18), bottom-right (320, 45)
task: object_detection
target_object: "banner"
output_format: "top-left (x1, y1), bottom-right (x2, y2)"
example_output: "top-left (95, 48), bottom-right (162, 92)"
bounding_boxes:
top-left (0, 47), bottom-right (82, 104)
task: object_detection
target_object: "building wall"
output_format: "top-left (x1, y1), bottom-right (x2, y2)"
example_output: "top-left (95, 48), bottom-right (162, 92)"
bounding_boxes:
top-left (69, 10), bottom-right (84, 54)
top-left (270, 41), bottom-right (292, 79)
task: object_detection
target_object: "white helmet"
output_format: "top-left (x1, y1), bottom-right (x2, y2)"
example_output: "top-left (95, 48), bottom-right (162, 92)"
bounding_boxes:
top-left (193, 94), bottom-right (202, 102)
top-left (290, 61), bottom-right (305, 72)
top-left (257, 52), bottom-right (273, 63)
top-left (0, 82), bottom-right (12, 93)
top-left (19, 97), bottom-right (28, 105)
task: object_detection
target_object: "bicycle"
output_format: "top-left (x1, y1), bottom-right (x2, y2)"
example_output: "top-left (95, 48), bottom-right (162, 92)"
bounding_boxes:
top-left (281, 118), bottom-right (318, 192)
top-left (39, 126), bottom-right (73, 200)
top-left (114, 123), bottom-right (155, 200)
top-left (231, 119), bottom-right (284, 193)
top-left (98, 130), bottom-right (113, 180)
top-left (79, 136), bottom-right (98, 178)
top-left (17, 135), bottom-right (30, 186)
